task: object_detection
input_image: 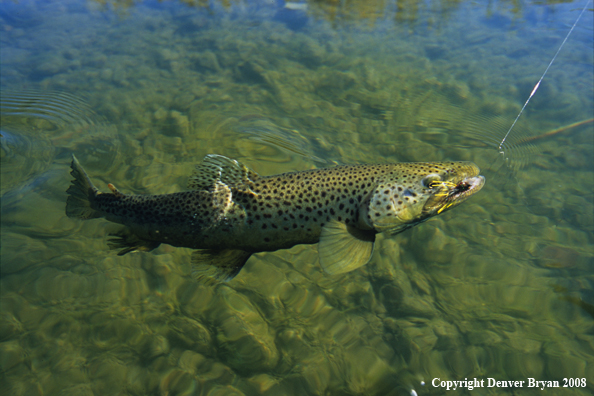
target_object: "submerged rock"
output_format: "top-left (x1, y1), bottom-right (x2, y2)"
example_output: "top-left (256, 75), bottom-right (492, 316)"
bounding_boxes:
top-left (210, 286), bottom-right (279, 373)
top-left (168, 317), bottom-right (213, 355)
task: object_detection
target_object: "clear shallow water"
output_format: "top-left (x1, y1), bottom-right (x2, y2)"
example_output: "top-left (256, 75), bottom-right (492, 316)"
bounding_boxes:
top-left (1, 0), bottom-right (593, 395)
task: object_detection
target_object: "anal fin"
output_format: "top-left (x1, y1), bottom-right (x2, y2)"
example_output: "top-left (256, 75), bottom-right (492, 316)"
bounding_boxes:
top-left (107, 228), bottom-right (160, 255)
top-left (191, 249), bottom-right (252, 282)
top-left (318, 219), bottom-right (376, 275)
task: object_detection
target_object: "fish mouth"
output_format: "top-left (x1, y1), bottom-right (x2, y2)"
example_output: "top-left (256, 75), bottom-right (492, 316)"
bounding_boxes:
top-left (445, 175), bottom-right (485, 202)
top-left (423, 173), bottom-right (485, 215)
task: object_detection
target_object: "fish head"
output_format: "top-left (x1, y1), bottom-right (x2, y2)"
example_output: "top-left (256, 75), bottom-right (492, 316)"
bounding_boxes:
top-left (359, 162), bottom-right (485, 234)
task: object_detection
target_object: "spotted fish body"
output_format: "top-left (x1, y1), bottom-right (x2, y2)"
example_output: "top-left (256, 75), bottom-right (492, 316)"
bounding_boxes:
top-left (66, 154), bottom-right (485, 280)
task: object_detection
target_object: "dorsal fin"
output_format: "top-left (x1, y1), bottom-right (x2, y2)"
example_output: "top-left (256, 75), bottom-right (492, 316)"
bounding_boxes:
top-left (188, 154), bottom-right (260, 191)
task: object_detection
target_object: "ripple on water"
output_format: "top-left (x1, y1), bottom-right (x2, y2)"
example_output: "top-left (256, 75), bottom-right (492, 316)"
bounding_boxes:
top-left (1, 89), bottom-right (119, 194)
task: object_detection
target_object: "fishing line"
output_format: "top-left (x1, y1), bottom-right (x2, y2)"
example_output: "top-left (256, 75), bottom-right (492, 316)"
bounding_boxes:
top-left (498, 0), bottom-right (591, 154)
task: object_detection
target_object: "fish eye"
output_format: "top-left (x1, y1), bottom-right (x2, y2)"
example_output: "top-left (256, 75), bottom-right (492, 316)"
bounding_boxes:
top-left (421, 174), bottom-right (442, 188)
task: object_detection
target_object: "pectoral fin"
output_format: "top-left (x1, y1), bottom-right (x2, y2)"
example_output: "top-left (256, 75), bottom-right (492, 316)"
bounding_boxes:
top-left (318, 219), bottom-right (376, 275)
top-left (107, 228), bottom-right (160, 255)
top-left (191, 249), bottom-right (252, 282)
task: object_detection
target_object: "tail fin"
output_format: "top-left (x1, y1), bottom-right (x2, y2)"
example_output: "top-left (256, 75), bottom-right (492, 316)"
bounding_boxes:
top-left (66, 155), bottom-right (102, 219)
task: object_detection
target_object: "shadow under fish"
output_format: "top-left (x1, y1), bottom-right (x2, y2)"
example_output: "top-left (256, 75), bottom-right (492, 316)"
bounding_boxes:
top-left (65, 154), bottom-right (485, 282)
top-left (552, 285), bottom-right (594, 320)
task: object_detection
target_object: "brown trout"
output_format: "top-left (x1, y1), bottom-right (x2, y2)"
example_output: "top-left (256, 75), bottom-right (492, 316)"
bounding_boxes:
top-left (66, 154), bottom-right (485, 281)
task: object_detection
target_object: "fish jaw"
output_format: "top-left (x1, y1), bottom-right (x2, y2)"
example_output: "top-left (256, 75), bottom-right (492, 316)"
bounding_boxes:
top-left (421, 165), bottom-right (485, 216)
top-left (359, 161), bottom-right (485, 234)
